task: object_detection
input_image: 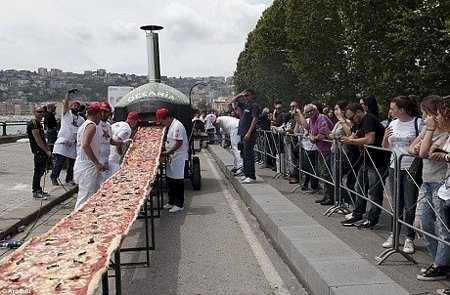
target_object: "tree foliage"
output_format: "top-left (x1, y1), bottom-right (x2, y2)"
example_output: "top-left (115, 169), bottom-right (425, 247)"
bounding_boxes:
top-left (234, 0), bottom-right (450, 111)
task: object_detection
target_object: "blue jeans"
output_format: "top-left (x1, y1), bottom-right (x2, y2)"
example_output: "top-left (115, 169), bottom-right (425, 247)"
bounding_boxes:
top-left (353, 164), bottom-right (385, 224)
top-left (331, 152), bottom-right (351, 204)
top-left (51, 154), bottom-right (75, 183)
top-left (436, 198), bottom-right (450, 266)
top-left (388, 168), bottom-right (419, 239)
top-left (417, 182), bottom-right (441, 257)
top-left (242, 134), bottom-right (256, 179)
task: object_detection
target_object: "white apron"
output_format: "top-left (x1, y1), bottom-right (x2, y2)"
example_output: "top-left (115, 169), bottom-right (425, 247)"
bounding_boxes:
top-left (165, 119), bottom-right (188, 179)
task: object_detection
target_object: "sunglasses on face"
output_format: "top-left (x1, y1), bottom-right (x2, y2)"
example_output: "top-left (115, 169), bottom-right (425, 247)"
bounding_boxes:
top-left (36, 110), bottom-right (44, 113)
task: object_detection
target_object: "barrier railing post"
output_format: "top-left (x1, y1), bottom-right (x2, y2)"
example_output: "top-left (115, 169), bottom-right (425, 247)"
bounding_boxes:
top-left (2, 122), bottom-right (6, 136)
top-left (375, 153), bottom-right (417, 265)
top-left (325, 140), bottom-right (351, 216)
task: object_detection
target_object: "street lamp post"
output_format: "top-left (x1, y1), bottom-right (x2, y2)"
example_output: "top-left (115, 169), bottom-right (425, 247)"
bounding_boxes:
top-left (189, 83), bottom-right (207, 109)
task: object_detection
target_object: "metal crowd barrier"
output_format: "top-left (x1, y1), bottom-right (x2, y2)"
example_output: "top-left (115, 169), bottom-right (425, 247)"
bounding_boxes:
top-left (252, 130), bottom-right (450, 266)
top-left (1, 121), bottom-right (30, 136)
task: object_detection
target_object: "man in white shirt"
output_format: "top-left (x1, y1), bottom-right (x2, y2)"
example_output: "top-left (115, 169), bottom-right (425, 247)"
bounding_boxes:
top-left (215, 116), bottom-right (243, 175)
top-left (51, 89), bottom-right (85, 186)
top-left (204, 110), bottom-right (217, 144)
top-left (157, 108), bottom-right (188, 213)
top-left (108, 112), bottom-right (139, 175)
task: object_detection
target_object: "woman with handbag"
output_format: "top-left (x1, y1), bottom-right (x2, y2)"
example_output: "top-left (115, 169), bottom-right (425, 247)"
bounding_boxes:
top-left (409, 95), bottom-right (449, 281)
top-left (382, 95), bottom-right (424, 254)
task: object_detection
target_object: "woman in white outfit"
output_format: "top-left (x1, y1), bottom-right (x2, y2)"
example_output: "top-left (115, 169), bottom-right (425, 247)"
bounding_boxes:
top-left (74, 103), bottom-right (107, 209)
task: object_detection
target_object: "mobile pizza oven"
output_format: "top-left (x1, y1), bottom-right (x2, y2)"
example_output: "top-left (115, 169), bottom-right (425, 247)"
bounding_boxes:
top-left (113, 25), bottom-right (201, 190)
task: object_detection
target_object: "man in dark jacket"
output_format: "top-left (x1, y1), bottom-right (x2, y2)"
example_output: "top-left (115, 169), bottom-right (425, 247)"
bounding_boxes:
top-left (27, 106), bottom-right (52, 199)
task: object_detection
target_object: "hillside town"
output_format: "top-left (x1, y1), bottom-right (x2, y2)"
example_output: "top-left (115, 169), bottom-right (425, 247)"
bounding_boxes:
top-left (0, 68), bottom-right (234, 116)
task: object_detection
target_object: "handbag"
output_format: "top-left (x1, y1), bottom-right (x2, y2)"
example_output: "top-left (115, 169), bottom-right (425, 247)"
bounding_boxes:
top-left (408, 117), bottom-right (423, 179)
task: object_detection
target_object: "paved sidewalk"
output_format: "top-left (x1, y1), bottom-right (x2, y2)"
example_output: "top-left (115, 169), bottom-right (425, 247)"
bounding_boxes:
top-left (0, 141), bottom-right (77, 240)
top-left (209, 144), bottom-right (450, 295)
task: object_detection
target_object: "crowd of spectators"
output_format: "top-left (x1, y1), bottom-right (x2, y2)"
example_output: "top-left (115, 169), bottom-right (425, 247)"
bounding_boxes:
top-left (200, 91), bottom-right (450, 290)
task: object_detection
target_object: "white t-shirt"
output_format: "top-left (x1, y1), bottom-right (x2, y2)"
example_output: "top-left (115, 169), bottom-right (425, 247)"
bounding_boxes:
top-left (216, 116), bottom-right (239, 135)
top-left (97, 120), bottom-right (112, 164)
top-left (53, 111), bottom-right (85, 159)
top-left (109, 122), bottom-right (132, 164)
top-left (165, 119), bottom-right (188, 179)
top-left (204, 113), bottom-right (217, 130)
top-left (301, 119), bottom-right (317, 151)
top-left (387, 118), bottom-right (424, 170)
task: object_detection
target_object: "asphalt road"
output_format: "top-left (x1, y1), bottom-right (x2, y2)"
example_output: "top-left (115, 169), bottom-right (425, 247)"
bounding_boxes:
top-left (1, 150), bottom-right (307, 295)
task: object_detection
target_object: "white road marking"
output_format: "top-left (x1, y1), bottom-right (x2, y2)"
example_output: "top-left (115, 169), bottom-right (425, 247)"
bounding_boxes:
top-left (205, 156), bottom-right (291, 295)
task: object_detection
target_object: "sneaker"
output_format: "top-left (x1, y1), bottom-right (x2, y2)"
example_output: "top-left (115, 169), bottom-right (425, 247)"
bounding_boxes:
top-left (437, 289), bottom-right (450, 295)
top-left (240, 175), bottom-right (247, 180)
top-left (357, 219), bottom-right (378, 229)
top-left (403, 238), bottom-right (415, 254)
top-left (231, 167), bottom-right (238, 173)
top-left (341, 216), bottom-right (362, 227)
top-left (32, 192), bottom-right (48, 200)
top-left (163, 203), bottom-right (174, 210)
top-left (289, 179), bottom-right (299, 184)
top-left (242, 177), bottom-right (256, 184)
top-left (51, 177), bottom-right (59, 186)
top-left (168, 206), bottom-right (184, 213)
top-left (65, 180), bottom-right (76, 186)
top-left (320, 198), bottom-right (334, 206)
top-left (345, 213), bottom-right (354, 220)
top-left (382, 234), bottom-right (394, 248)
top-left (417, 264), bottom-right (447, 281)
top-left (234, 167), bottom-right (244, 176)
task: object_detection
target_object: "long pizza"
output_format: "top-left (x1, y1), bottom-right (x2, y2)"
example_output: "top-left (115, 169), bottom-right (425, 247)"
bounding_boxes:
top-left (0, 126), bottom-right (164, 294)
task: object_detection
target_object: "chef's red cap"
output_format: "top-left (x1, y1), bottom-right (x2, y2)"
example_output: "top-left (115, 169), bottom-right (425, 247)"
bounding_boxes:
top-left (99, 101), bottom-right (112, 112)
top-left (127, 112), bottom-right (139, 121)
top-left (86, 103), bottom-right (101, 114)
top-left (155, 108), bottom-right (171, 122)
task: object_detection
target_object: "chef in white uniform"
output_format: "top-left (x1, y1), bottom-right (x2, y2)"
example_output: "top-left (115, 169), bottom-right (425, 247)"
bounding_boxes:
top-left (157, 108), bottom-right (188, 213)
top-left (97, 101), bottom-right (124, 183)
top-left (74, 103), bottom-right (107, 209)
top-left (108, 112), bottom-right (139, 175)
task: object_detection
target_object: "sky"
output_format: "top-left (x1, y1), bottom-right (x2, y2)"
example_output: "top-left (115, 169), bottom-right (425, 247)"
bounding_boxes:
top-left (0, 0), bottom-right (273, 77)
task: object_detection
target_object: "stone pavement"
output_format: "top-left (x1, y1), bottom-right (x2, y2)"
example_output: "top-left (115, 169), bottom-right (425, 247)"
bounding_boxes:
top-left (0, 140), bottom-right (77, 240)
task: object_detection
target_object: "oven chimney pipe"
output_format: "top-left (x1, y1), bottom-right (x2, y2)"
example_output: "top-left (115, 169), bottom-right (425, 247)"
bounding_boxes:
top-left (140, 25), bottom-right (163, 83)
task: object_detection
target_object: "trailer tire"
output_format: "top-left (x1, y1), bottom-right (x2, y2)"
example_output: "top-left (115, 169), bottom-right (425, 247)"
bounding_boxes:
top-left (192, 156), bottom-right (201, 190)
